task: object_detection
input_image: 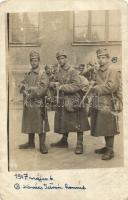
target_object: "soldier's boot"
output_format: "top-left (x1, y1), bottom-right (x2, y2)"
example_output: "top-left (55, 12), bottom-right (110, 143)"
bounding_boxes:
top-left (94, 147), bottom-right (107, 154)
top-left (39, 133), bottom-right (48, 154)
top-left (75, 132), bottom-right (83, 154)
top-left (19, 133), bottom-right (35, 149)
top-left (102, 136), bottom-right (114, 160)
top-left (51, 133), bottom-right (69, 148)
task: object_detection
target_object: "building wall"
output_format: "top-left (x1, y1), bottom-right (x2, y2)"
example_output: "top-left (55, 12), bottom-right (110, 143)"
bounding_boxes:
top-left (8, 11), bottom-right (122, 103)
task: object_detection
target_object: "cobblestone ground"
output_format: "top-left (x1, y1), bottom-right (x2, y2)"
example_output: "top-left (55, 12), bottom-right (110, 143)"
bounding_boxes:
top-left (9, 109), bottom-right (123, 171)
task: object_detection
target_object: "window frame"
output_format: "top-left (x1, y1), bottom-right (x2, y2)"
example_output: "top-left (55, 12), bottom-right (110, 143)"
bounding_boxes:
top-left (8, 13), bottom-right (41, 47)
top-left (72, 10), bottom-right (121, 46)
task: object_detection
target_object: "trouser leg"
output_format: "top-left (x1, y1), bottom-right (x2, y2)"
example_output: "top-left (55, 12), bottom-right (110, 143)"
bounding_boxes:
top-left (29, 133), bottom-right (35, 145)
top-left (94, 136), bottom-right (114, 154)
top-left (62, 132), bottom-right (69, 141)
top-left (51, 132), bottom-right (69, 148)
top-left (39, 132), bottom-right (48, 154)
top-left (102, 136), bottom-right (114, 160)
top-left (105, 136), bottom-right (114, 151)
top-left (19, 133), bottom-right (35, 149)
top-left (75, 132), bottom-right (83, 154)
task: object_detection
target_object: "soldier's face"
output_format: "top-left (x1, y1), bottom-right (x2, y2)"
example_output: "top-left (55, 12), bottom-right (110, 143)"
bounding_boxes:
top-left (79, 66), bottom-right (85, 72)
top-left (57, 56), bottom-right (67, 66)
top-left (30, 58), bottom-right (39, 69)
top-left (97, 55), bottom-right (109, 66)
top-left (45, 66), bottom-right (51, 75)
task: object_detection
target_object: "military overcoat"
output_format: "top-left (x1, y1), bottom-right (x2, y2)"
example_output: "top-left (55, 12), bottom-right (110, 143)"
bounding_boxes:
top-left (52, 64), bottom-right (90, 134)
top-left (20, 67), bottom-right (50, 134)
top-left (90, 64), bottom-right (121, 137)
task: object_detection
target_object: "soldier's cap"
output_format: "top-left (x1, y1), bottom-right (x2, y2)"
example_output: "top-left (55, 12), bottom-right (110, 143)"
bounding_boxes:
top-left (45, 64), bottom-right (52, 70)
top-left (79, 64), bottom-right (85, 67)
top-left (96, 48), bottom-right (109, 57)
top-left (30, 50), bottom-right (40, 59)
top-left (56, 50), bottom-right (67, 58)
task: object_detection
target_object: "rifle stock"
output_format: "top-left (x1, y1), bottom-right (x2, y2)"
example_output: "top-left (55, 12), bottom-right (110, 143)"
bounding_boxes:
top-left (80, 82), bottom-right (96, 107)
top-left (111, 94), bottom-right (120, 133)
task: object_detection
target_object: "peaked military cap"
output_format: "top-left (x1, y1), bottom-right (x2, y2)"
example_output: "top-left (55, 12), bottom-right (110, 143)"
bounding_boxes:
top-left (56, 50), bottom-right (67, 58)
top-left (96, 48), bottom-right (109, 57)
top-left (79, 64), bottom-right (85, 67)
top-left (30, 50), bottom-right (40, 59)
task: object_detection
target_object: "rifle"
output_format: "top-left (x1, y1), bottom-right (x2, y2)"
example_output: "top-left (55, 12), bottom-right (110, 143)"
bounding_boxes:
top-left (42, 96), bottom-right (47, 133)
top-left (56, 86), bottom-right (59, 105)
top-left (79, 82), bottom-right (96, 107)
top-left (111, 93), bottom-right (120, 133)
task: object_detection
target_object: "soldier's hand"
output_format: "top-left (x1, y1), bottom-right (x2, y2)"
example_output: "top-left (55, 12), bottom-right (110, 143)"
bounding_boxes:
top-left (49, 82), bottom-right (55, 88)
top-left (59, 85), bottom-right (63, 91)
top-left (28, 87), bottom-right (35, 93)
top-left (54, 82), bottom-right (60, 89)
top-left (82, 86), bottom-right (89, 93)
top-left (90, 80), bottom-right (96, 86)
top-left (25, 93), bottom-right (31, 99)
top-left (22, 90), bottom-right (28, 96)
top-left (91, 85), bottom-right (100, 94)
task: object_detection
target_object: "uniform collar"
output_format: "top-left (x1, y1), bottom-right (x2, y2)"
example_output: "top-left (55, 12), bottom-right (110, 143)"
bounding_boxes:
top-left (99, 63), bottom-right (109, 72)
top-left (60, 63), bottom-right (70, 71)
top-left (31, 66), bottom-right (40, 74)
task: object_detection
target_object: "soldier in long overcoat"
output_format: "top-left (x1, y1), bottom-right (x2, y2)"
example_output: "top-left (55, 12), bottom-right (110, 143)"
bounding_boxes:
top-left (90, 48), bottom-right (121, 160)
top-left (19, 51), bottom-right (50, 154)
top-left (50, 50), bottom-right (90, 154)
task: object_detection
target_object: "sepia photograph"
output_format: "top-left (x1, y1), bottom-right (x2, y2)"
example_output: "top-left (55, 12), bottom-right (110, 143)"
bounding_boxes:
top-left (7, 10), bottom-right (123, 171)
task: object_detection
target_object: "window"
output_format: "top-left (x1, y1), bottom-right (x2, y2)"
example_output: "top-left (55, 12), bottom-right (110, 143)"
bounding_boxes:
top-left (73, 10), bottom-right (121, 45)
top-left (9, 13), bottom-right (40, 46)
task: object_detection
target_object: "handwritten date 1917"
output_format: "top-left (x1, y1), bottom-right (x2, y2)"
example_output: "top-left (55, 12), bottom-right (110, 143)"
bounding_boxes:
top-left (14, 173), bottom-right (53, 182)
